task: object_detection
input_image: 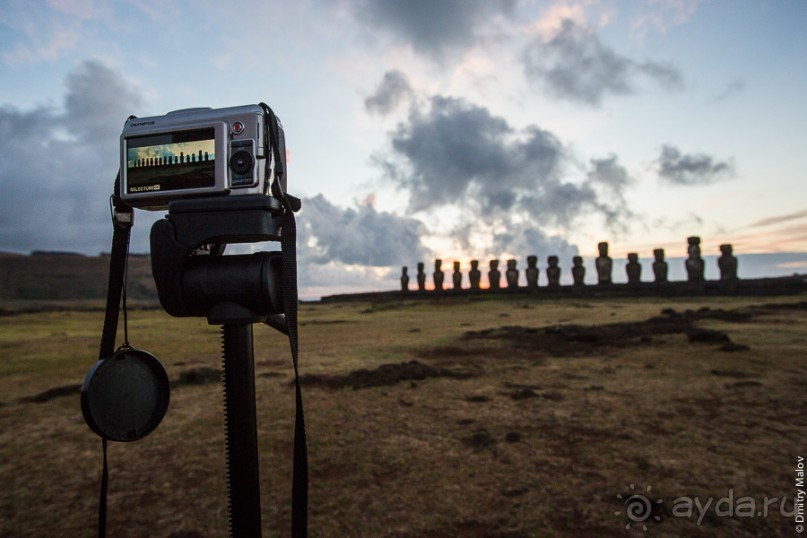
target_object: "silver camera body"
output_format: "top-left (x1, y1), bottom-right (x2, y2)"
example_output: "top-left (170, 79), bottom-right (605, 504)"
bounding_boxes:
top-left (120, 104), bottom-right (285, 210)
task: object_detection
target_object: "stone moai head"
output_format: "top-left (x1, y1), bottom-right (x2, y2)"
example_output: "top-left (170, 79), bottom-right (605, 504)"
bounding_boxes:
top-left (506, 259), bottom-right (517, 270)
top-left (548, 255), bottom-right (559, 268)
top-left (402, 266), bottom-right (408, 276)
top-left (471, 260), bottom-right (479, 270)
top-left (571, 255), bottom-right (585, 286)
top-left (490, 259), bottom-right (499, 270)
top-left (626, 253), bottom-right (641, 284)
top-left (417, 262), bottom-right (424, 273)
top-left (453, 261), bottom-right (460, 271)
top-left (687, 236), bottom-right (702, 258)
top-left (654, 248), bottom-right (665, 262)
top-left (718, 243), bottom-right (738, 282)
top-left (598, 241), bottom-right (609, 257)
top-left (527, 255), bottom-right (538, 268)
top-left (435, 259), bottom-right (442, 270)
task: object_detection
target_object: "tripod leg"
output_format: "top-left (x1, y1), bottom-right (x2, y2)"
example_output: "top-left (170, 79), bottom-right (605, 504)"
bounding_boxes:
top-left (221, 323), bottom-right (263, 537)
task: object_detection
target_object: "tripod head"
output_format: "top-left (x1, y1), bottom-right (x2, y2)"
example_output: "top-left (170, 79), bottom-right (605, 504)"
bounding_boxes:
top-left (149, 194), bottom-right (287, 324)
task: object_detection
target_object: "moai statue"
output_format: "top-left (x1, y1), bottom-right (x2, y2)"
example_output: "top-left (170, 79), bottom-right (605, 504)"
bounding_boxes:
top-left (546, 256), bottom-right (561, 288)
top-left (626, 253), bottom-right (642, 285)
top-left (452, 261), bottom-right (463, 289)
top-left (416, 262), bottom-right (426, 291)
top-left (525, 255), bottom-right (539, 289)
top-left (505, 259), bottom-right (519, 288)
top-left (400, 266), bottom-right (410, 292)
top-left (488, 260), bottom-right (501, 290)
top-left (469, 260), bottom-right (481, 290)
top-left (595, 241), bottom-right (612, 285)
top-left (433, 259), bottom-right (445, 291)
top-left (652, 249), bottom-right (668, 283)
top-left (572, 256), bottom-right (585, 286)
top-left (685, 236), bottom-right (705, 282)
top-left (718, 244), bottom-right (738, 280)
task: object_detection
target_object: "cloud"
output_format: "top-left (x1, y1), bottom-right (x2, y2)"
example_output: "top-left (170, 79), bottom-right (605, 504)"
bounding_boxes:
top-left (0, 60), bottom-right (143, 254)
top-left (523, 19), bottom-right (682, 105)
top-left (711, 77), bottom-right (746, 103)
top-left (631, 0), bottom-right (700, 39)
top-left (656, 145), bottom-right (735, 186)
top-left (64, 60), bottom-right (142, 141)
top-left (377, 95), bottom-right (632, 256)
top-left (492, 223), bottom-right (579, 262)
top-left (749, 209), bottom-right (807, 228)
top-left (355, 0), bottom-right (517, 61)
top-left (586, 154), bottom-right (634, 227)
top-left (588, 155), bottom-right (631, 192)
top-left (364, 70), bottom-right (414, 115)
top-left (298, 194), bottom-right (430, 267)
top-left (382, 96), bottom-right (567, 213)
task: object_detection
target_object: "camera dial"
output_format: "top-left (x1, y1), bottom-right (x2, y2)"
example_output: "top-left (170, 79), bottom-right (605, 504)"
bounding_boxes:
top-left (230, 150), bottom-right (254, 176)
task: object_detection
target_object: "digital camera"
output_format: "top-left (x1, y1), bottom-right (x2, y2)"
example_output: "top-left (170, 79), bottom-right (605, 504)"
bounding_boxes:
top-left (120, 104), bottom-right (285, 210)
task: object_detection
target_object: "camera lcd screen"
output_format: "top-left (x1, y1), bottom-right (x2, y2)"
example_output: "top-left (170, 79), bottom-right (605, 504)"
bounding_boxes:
top-left (126, 128), bottom-right (216, 193)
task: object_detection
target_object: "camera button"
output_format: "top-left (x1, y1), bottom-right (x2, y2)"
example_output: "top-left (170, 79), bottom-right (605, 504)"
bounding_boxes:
top-left (232, 121), bottom-right (245, 134)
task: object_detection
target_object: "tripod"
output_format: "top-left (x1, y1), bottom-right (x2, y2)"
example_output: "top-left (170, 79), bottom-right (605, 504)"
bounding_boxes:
top-left (150, 194), bottom-right (302, 537)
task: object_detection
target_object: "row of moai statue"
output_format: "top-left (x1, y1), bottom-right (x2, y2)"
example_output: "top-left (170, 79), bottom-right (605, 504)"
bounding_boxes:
top-left (133, 150), bottom-right (211, 167)
top-left (400, 237), bottom-right (739, 291)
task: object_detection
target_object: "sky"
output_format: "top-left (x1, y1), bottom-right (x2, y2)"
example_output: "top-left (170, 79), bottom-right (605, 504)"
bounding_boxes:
top-left (1, 0), bottom-right (806, 298)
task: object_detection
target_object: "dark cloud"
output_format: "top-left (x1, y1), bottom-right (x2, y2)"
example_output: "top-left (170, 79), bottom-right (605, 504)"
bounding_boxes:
top-left (64, 60), bottom-right (142, 142)
top-left (588, 155), bottom-right (630, 192)
top-left (0, 60), bottom-right (144, 254)
top-left (356, 0), bottom-right (517, 60)
top-left (379, 95), bottom-right (629, 233)
top-left (586, 155), bottom-right (634, 227)
top-left (384, 95), bottom-right (564, 214)
top-left (656, 145), bottom-right (735, 186)
top-left (364, 70), bottom-right (414, 115)
top-left (523, 19), bottom-right (682, 105)
top-left (297, 194), bottom-right (430, 267)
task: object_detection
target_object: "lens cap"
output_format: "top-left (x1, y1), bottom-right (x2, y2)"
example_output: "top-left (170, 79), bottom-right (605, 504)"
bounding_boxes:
top-left (81, 346), bottom-right (170, 442)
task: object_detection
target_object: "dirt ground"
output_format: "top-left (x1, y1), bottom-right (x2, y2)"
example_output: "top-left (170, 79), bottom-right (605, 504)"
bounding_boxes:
top-left (0, 294), bottom-right (805, 537)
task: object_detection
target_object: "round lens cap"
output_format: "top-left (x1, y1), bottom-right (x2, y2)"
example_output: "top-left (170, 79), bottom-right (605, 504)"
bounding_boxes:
top-left (81, 347), bottom-right (170, 442)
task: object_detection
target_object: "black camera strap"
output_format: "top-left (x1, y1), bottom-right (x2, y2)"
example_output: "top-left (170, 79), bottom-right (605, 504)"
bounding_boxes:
top-left (96, 174), bottom-right (133, 538)
top-left (261, 102), bottom-right (308, 537)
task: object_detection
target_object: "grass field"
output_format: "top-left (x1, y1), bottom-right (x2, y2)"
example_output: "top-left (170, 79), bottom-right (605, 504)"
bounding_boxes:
top-left (1, 294), bottom-right (805, 537)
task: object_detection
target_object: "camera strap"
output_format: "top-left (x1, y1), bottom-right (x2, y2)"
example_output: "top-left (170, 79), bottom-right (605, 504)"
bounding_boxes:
top-left (282, 201), bottom-right (308, 538)
top-left (262, 102), bottom-right (308, 537)
top-left (96, 174), bottom-right (133, 538)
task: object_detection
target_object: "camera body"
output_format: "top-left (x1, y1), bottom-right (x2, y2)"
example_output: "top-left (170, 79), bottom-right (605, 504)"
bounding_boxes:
top-left (120, 104), bottom-right (285, 210)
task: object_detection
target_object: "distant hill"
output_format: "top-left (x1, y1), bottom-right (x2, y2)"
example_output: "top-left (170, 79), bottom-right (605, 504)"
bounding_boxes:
top-left (0, 251), bottom-right (157, 301)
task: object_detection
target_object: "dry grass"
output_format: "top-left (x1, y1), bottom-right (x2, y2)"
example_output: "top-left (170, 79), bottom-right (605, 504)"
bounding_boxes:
top-left (1, 294), bottom-right (806, 537)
